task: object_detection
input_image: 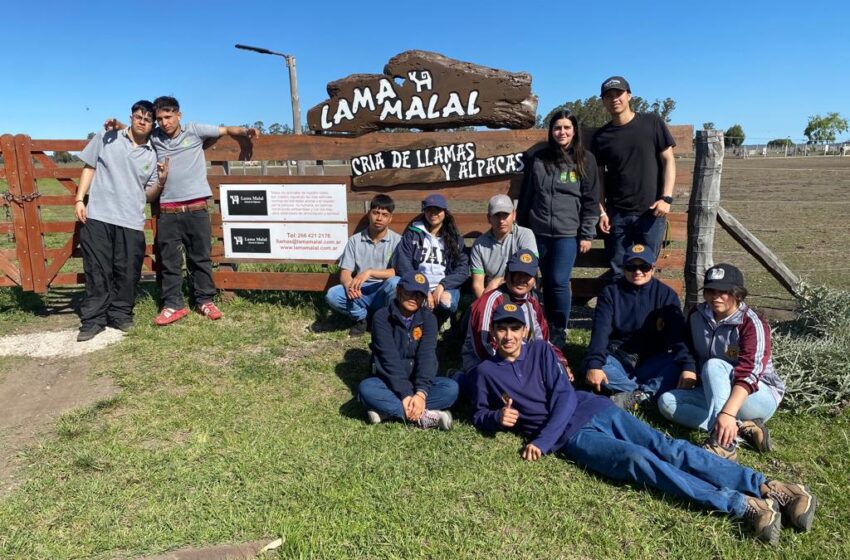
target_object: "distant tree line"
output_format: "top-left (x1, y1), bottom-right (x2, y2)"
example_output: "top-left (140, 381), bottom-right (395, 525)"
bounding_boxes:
top-left (537, 96), bottom-right (677, 129)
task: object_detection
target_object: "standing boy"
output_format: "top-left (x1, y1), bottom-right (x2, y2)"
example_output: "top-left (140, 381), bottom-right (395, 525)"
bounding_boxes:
top-left (75, 100), bottom-right (167, 341)
top-left (325, 195), bottom-right (401, 336)
top-left (591, 76), bottom-right (676, 274)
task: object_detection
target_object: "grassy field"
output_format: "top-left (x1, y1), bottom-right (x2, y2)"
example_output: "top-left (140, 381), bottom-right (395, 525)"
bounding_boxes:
top-left (0, 291), bottom-right (848, 559)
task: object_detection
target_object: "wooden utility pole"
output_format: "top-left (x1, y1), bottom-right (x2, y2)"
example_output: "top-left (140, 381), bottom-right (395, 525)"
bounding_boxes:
top-left (685, 130), bottom-right (724, 308)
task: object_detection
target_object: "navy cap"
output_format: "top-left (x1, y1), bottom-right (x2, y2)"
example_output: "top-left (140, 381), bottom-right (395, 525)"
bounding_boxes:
top-left (492, 302), bottom-right (527, 325)
top-left (506, 249), bottom-right (538, 276)
top-left (703, 263), bottom-right (745, 292)
top-left (623, 243), bottom-right (656, 266)
top-left (398, 270), bottom-right (430, 295)
top-left (601, 76), bottom-right (631, 96)
top-left (422, 193), bottom-right (448, 211)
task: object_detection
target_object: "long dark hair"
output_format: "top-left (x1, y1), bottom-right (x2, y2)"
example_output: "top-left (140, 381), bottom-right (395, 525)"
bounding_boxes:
top-left (542, 109), bottom-right (587, 178)
top-left (410, 208), bottom-right (463, 264)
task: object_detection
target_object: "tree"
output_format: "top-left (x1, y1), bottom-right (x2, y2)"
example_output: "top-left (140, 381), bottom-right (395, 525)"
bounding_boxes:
top-left (52, 151), bottom-right (78, 163)
top-left (803, 112), bottom-right (848, 144)
top-left (267, 122), bottom-right (293, 135)
top-left (541, 95), bottom-right (677, 129)
top-left (702, 122), bottom-right (715, 130)
top-left (724, 124), bottom-right (745, 147)
top-left (767, 138), bottom-right (793, 148)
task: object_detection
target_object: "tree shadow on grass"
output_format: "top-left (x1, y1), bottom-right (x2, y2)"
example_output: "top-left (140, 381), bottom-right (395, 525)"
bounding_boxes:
top-left (336, 347), bottom-right (371, 420)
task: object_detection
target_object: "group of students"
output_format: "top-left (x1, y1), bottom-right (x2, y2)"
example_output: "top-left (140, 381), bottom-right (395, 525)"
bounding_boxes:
top-left (326, 77), bottom-right (816, 545)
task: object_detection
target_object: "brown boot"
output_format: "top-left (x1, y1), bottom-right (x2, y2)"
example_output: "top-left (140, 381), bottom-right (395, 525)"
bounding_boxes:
top-left (743, 496), bottom-right (782, 545)
top-left (701, 439), bottom-right (738, 462)
top-left (739, 419), bottom-right (773, 452)
top-left (764, 480), bottom-right (817, 532)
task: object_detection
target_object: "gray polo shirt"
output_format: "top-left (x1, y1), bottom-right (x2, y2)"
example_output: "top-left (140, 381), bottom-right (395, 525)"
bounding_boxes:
top-left (338, 228), bottom-right (401, 284)
top-left (469, 224), bottom-right (538, 282)
top-left (151, 122), bottom-right (220, 203)
top-left (79, 129), bottom-right (157, 231)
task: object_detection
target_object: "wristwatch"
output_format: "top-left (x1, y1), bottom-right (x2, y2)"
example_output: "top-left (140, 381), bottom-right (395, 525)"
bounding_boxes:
top-left (661, 196), bottom-right (673, 204)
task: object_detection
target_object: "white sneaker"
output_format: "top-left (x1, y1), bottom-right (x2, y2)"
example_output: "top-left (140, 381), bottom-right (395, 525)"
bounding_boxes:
top-left (418, 409), bottom-right (453, 430)
top-left (366, 410), bottom-right (385, 424)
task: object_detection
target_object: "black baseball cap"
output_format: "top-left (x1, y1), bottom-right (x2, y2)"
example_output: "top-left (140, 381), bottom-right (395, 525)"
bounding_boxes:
top-left (601, 76), bottom-right (631, 96)
top-left (703, 263), bottom-right (745, 292)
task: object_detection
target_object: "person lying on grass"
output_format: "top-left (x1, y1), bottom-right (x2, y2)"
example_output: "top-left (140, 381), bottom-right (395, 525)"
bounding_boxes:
top-left (357, 270), bottom-right (458, 429)
top-left (470, 302), bottom-right (816, 545)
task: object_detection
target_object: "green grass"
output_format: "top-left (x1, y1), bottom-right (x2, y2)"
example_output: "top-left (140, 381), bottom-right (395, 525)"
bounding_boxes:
top-left (0, 293), bottom-right (847, 559)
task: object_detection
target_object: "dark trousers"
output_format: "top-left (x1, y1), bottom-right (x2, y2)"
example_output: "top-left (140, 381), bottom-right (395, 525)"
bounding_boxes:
top-left (79, 219), bottom-right (145, 330)
top-left (156, 209), bottom-right (217, 309)
top-left (605, 210), bottom-right (666, 275)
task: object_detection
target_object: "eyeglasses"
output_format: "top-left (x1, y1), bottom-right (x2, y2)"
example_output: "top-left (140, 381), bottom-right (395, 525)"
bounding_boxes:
top-left (131, 114), bottom-right (154, 124)
top-left (623, 263), bottom-right (653, 273)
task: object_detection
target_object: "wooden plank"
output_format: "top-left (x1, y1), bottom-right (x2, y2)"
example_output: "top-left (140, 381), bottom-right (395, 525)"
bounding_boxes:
top-left (36, 195), bottom-right (76, 206)
top-left (0, 222), bottom-right (13, 234)
top-left (43, 236), bottom-right (76, 283)
top-left (14, 135), bottom-right (49, 292)
top-left (30, 140), bottom-right (87, 151)
top-left (34, 167), bottom-right (83, 180)
top-left (1, 134), bottom-right (33, 290)
top-left (0, 255), bottom-right (21, 284)
top-left (0, 276), bottom-right (19, 287)
top-left (716, 206), bottom-right (801, 296)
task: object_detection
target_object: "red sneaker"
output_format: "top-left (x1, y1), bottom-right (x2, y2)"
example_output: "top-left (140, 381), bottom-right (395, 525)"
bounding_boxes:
top-left (196, 302), bottom-right (223, 320)
top-left (154, 307), bottom-right (188, 326)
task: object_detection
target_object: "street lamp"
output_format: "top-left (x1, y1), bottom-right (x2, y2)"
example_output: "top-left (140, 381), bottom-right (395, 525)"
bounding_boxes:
top-left (235, 43), bottom-right (304, 174)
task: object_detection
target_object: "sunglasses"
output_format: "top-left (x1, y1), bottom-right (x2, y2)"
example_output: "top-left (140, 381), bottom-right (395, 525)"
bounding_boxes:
top-left (624, 263), bottom-right (653, 273)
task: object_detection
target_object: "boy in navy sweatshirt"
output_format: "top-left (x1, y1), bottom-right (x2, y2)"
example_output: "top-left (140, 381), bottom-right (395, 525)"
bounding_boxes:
top-left (584, 243), bottom-right (694, 409)
top-left (470, 302), bottom-right (816, 545)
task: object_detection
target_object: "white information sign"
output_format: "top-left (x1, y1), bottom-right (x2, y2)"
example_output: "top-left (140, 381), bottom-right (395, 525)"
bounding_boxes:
top-left (220, 183), bottom-right (347, 222)
top-left (223, 222), bottom-right (348, 261)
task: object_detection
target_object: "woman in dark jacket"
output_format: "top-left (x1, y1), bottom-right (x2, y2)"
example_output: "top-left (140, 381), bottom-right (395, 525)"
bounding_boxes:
top-left (357, 270), bottom-right (458, 429)
top-left (517, 110), bottom-right (601, 346)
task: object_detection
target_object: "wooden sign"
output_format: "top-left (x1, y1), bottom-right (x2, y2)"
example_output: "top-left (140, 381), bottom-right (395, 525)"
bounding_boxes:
top-left (307, 50), bottom-right (538, 135)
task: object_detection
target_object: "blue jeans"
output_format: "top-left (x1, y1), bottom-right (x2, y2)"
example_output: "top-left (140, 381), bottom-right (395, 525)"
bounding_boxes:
top-left (606, 211), bottom-right (666, 275)
top-left (658, 359), bottom-right (779, 432)
top-left (535, 235), bottom-right (578, 330)
top-left (325, 277), bottom-right (400, 321)
top-left (564, 407), bottom-right (764, 517)
top-left (600, 352), bottom-right (681, 400)
top-left (357, 376), bottom-right (459, 420)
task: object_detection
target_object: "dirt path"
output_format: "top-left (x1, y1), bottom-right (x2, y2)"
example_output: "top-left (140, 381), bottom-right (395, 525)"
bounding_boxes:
top-left (0, 330), bottom-right (122, 496)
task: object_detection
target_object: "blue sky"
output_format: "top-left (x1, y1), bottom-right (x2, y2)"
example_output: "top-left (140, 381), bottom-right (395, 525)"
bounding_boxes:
top-left (4, 0), bottom-right (849, 142)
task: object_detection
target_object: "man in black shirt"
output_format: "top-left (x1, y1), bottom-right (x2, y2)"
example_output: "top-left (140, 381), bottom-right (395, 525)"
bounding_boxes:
top-left (591, 76), bottom-right (676, 275)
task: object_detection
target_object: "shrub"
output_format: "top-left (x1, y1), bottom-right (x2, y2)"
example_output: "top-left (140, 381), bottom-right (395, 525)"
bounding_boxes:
top-left (772, 284), bottom-right (850, 413)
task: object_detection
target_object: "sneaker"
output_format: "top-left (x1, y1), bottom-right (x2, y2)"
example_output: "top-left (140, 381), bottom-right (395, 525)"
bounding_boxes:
top-left (348, 319), bottom-right (368, 337)
top-left (366, 410), bottom-right (386, 425)
top-left (701, 438), bottom-right (739, 462)
top-left (611, 390), bottom-right (648, 412)
top-left (108, 320), bottom-right (134, 333)
top-left (739, 419), bottom-right (773, 453)
top-left (417, 409), bottom-right (453, 430)
top-left (764, 480), bottom-right (817, 532)
top-left (154, 307), bottom-right (188, 326)
top-left (196, 302), bottom-right (223, 320)
top-left (743, 496), bottom-right (782, 545)
top-left (76, 325), bottom-right (105, 342)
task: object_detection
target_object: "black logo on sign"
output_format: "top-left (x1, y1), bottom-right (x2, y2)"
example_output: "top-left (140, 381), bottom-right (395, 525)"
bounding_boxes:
top-left (231, 228), bottom-right (271, 254)
top-left (227, 190), bottom-right (268, 216)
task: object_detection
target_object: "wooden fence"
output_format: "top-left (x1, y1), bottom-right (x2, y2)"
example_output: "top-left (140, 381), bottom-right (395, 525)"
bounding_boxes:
top-left (0, 126), bottom-right (693, 296)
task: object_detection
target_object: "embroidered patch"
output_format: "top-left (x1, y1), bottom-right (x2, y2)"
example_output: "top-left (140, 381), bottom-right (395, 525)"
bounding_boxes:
top-left (414, 273), bottom-right (427, 284)
top-left (708, 267), bottom-right (726, 280)
top-left (656, 317), bottom-right (665, 331)
top-left (726, 345), bottom-right (739, 359)
top-left (569, 170), bottom-right (577, 183)
top-left (412, 326), bottom-right (423, 341)
top-left (503, 303), bottom-right (518, 312)
top-left (559, 171), bottom-right (568, 182)
top-left (519, 253), bottom-right (533, 264)
top-left (631, 244), bottom-right (646, 254)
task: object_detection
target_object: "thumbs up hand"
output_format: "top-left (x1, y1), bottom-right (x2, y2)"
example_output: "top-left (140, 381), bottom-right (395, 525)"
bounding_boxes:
top-left (499, 393), bottom-right (519, 428)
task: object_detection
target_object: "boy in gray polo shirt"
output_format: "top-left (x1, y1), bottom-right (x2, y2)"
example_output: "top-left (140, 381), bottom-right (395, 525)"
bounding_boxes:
top-left (75, 100), bottom-right (167, 341)
top-left (148, 96), bottom-right (260, 326)
top-left (325, 195), bottom-right (401, 336)
top-left (469, 194), bottom-right (537, 298)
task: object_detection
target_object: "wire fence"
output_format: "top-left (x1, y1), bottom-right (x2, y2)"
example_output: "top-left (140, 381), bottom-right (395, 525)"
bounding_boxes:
top-left (721, 138), bottom-right (849, 158)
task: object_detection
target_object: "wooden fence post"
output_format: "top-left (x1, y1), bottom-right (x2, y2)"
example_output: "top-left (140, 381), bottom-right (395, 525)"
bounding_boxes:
top-left (685, 130), bottom-right (724, 308)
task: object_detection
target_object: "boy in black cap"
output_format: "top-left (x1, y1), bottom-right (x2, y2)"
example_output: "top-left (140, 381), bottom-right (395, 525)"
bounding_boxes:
top-left (470, 302), bottom-right (816, 545)
top-left (591, 76), bottom-right (677, 275)
top-left (357, 270), bottom-right (458, 429)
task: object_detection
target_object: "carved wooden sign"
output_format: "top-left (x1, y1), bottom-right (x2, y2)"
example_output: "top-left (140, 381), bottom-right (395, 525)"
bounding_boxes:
top-left (350, 139), bottom-right (526, 187)
top-left (307, 50), bottom-right (538, 135)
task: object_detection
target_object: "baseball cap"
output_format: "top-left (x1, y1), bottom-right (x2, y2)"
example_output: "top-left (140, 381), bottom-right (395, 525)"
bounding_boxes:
top-left (487, 194), bottom-right (514, 216)
top-left (703, 263), bottom-right (745, 292)
top-left (600, 76), bottom-right (631, 96)
top-left (492, 302), bottom-right (527, 325)
top-left (623, 243), bottom-right (656, 265)
top-left (398, 270), bottom-right (430, 295)
top-left (422, 193), bottom-right (448, 211)
top-left (506, 249), bottom-right (538, 277)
